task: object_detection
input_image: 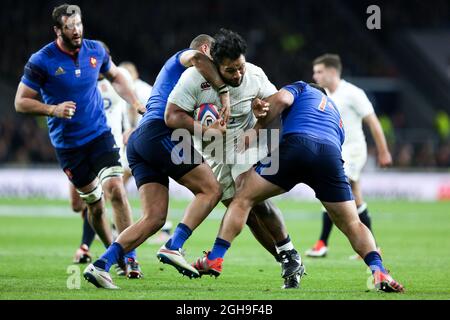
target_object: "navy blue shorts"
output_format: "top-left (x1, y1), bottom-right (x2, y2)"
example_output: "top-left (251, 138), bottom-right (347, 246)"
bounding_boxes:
top-left (127, 120), bottom-right (202, 189)
top-left (255, 134), bottom-right (353, 203)
top-left (55, 131), bottom-right (121, 189)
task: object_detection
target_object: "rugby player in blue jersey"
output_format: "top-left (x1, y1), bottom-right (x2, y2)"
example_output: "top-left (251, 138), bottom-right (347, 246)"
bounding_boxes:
top-left (194, 82), bottom-right (405, 293)
top-left (83, 34), bottom-right (231, 289)
top-left (14, 4), bottom-right (145, 278)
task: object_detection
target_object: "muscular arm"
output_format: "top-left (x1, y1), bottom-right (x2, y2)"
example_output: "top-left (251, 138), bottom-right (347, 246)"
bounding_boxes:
top-left (15, 83), bottom-right (75, 119)
top-left (180, 50), bottom-right (230, 122)
top-left (179, 50), bottom-right (224, 90)
top-left (165, 101), bottom-right (227, 138)
top-left (15, 82), bottom-right (53, 116)
top-left (165, 103), bottom-right (198, 134)
top-left (363, 113), bottom-right (392, 167)
top-left (104, 62), bottom-right (146, 115)
top-left (253, 89), bottom-right (294, 132)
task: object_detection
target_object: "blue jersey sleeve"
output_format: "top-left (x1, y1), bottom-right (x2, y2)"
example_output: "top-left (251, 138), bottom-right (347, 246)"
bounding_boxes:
top-left (174, 49), bottom-right (191, 68)
top-left (21, 53), bottom-right (47, 92)
top-left (98, 43), bottom-right (112, 74)
top-left (282, 81), bottom-right (307, 100)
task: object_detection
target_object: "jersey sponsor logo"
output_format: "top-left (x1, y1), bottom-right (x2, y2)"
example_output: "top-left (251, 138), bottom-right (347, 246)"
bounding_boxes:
top-left (200, 82), bottom-right (211, 91)
top-left (90, 57), bottom-right (97, 68)
top-left (55, 67), bottom-right (66, 76)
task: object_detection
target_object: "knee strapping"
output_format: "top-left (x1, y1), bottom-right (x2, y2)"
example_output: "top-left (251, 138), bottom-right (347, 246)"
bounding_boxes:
top-left (98, 166), bottom-right (124, 184)
top-left (77, 183), bottom-right (103, 204)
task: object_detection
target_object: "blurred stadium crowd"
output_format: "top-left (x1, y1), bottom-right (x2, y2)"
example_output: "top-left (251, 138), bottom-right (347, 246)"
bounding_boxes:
top-left (1, 0), bottom-right (449, 168)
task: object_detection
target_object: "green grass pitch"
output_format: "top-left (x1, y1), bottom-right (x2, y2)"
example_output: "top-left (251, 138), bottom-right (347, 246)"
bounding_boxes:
top-left (0, 198), bottom-right (449, 300)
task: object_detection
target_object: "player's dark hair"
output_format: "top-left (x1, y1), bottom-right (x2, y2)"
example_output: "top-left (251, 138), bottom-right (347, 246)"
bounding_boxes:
top-left (309, 83), bottom-right (328, 96)
top-left (52, 4), bottom-right (82, 29)
top-left (211, 28), bottom-right (247, 64)
top-left (190, 34), bottom-right (214, 50)
top-left (313, 53), bottom-right (342, 74)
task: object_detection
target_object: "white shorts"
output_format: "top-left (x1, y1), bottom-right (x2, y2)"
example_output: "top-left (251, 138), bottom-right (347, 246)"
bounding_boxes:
top-left (205, 142), bottom-right (268, 202)
top-left (341, 143), bottom-right (367, 182)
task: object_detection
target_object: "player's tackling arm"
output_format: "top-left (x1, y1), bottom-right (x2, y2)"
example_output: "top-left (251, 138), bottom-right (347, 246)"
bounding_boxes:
top-left (165, 103), bottom-right (226, 136)
top-left (180, 50), bottom-right (230, 123)
top-left (253, 89), bottom-right (294, 132)
top-left (104, 62), bottom-right (146, 115)
top-left (363, 113), bottom-right (392, 167)
top-left (14, 82), bottom-right (76, 119)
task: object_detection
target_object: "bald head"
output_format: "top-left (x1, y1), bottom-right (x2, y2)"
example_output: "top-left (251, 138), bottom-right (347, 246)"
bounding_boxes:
top-left (190, 34), bottom-right (214, 50)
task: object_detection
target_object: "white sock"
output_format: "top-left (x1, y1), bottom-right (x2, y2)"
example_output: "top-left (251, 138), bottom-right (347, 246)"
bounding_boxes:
top-left (276, 241), bottom-right (295, 254)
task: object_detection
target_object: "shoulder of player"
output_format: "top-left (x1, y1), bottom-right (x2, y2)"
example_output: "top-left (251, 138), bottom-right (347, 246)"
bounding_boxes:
top-left (341, 79), bottom-right (366, 96)
top-left (26, 42), bottom-right (59, 72)
top-left (82, 39), bottom-right (107, 58)
top-left (245, 62), bottom-right (263, 74)
top-left (83, 39), bottom-right (100, 50)
top-left (31, 42), bottom-right (58, 60)
top-left (245, 62), bottom-right (269, 81)
top-left (179, 66), bottom-right (205, 83)
top-left (136, 79), bottom-right (153, 90)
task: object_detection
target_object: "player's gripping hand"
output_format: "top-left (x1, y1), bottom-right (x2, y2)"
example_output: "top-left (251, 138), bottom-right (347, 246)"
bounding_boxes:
top-left (132, 101), bottom-right (146, 115)
top-left (252, 98), bottom-right (270, 119)
top-left (378, 151), bottom-right (393, 168)
top-left (50, 101), bottom-right (77, 119)
top-left (206, 118), bottom-right (227, 136)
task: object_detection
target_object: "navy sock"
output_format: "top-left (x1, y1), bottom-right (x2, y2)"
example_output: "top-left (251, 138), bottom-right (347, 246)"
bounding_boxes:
top-left (124, 249), bottom-right (137, 261)
top-left (165, 223), bottom-right (192, 250)
top-left (364, 251), bottom-right (386, 274)
top-left (81, 208), bottom-right (96, 248)
top-left (319, 211), bottom-right (333, 245)
top-left (359, 207), bottom-right (372, 231)
top-left (93, 242), bottom-right (124, 272)
top-left (208, 238), bottom-right (231, 260)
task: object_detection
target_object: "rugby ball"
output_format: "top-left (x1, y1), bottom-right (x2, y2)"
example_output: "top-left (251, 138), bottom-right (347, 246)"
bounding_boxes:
top-left (194, 103), bottom-right (220, 127)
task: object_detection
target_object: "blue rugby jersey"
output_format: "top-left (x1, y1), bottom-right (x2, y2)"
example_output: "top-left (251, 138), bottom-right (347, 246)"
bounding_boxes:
top-left (281, 81), bottom-right (345, 150)
top-left (140, 49), bottom-right (190, 126)
top-left (21, 39), bottom-right (111, 149)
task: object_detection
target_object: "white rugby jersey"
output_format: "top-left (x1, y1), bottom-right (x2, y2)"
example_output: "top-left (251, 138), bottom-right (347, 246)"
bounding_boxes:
top-left (97, 67), bottom-right (133, 150)
top-left (134, 78), bottom-right (153, 106)
top-left (169, 62), bottom-right (276, 131)
top-left (133, 78), bottom-right (152, 124)
top-left (168, 62), bottom-right (277, 163)
top-left (327, 79), bottom-right (375, 148)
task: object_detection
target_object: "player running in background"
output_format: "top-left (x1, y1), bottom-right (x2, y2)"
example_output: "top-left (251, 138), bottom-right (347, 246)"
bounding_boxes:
top-left (306, 54), bottom-right (392, 259)
top-left (72, 47), bottom-right (141, 271)
top-left (194, 81), bottom-right (404, 293)
top-left (166, 29), bottom-right (302, 289)
top-left (83, 34), bottom-right (231, 289)
top-left (14, 4), bottom-right (144, 278)
top-left (72, 58), bottom-right (133, 266)
top-left (119, 61), bottom-right (153, 129)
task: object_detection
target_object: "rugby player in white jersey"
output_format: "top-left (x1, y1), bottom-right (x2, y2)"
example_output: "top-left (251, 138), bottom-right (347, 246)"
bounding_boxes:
top-left (306, 53), bottom-right (392, 259)
top-left (164, 29), bottom-right (303, 288)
